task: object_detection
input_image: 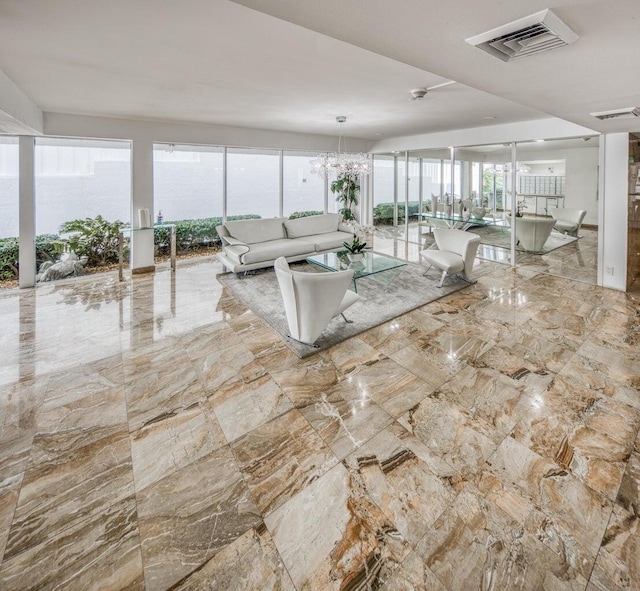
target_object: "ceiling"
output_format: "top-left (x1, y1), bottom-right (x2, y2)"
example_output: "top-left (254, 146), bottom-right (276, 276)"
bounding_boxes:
top-left (0, 0), bottom-right (637, 140)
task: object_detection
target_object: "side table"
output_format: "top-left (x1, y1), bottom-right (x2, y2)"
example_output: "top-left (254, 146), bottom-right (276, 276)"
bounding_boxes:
top-left (118, 224), bottom-right (176, 281)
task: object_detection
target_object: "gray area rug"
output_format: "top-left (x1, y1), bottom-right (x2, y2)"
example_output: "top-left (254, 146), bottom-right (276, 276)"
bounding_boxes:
top-left (467, 225), bottom-right (578, 253)
top-left (218, 258), bottom-right (470, 358)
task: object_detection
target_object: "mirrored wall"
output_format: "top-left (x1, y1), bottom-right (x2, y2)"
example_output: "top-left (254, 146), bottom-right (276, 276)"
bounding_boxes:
top-left (372, 136), bottom-right (599, 285)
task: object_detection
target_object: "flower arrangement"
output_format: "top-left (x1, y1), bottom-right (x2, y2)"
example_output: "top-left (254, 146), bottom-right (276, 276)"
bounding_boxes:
top-left (515, 200), bottom-right (527, 217)
top-left (343, 236), bottom-right (367, 254)
top-left (344, 220), bottom-right (374, 241)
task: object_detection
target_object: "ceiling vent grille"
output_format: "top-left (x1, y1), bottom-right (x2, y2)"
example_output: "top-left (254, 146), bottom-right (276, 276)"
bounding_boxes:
top-left (466, 9), bottom-right (578, 62)
top-left (590, 107), bottom-right (640, 120)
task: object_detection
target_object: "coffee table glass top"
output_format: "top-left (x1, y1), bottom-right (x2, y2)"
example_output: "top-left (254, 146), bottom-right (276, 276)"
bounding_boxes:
top-left (306, 251), bottom-right (407, 282)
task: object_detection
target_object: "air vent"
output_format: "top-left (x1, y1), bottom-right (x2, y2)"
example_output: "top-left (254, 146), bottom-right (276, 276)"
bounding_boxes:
top-left (466, 9), bottom-right (578, 62)
top-left (590, 108), bottom-right (640, 120)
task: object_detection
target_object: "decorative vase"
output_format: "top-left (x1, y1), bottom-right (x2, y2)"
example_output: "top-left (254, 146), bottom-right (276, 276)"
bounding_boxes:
top-left (430, 196), bottom-right (438, 215)
top-left (472, 206), bottom-right (486, 219)
top-left (444, 203), bottom-right (452, 217)
top-left (347, 252), bottom-right (364, 262)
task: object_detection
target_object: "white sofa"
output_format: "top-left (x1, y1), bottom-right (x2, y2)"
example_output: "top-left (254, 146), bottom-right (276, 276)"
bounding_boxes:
top-left (216, 213), bottom-right (355, 273)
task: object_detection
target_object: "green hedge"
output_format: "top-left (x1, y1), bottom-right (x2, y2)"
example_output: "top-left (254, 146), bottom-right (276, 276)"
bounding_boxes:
top-left (154, 214), bottom-right (261, 253)
top-left (1, 212), bottom-right (329, 281)
top-left (0, 234), bottom-right (61, 281)
top-left (288, 210), bottom-right (324, 220)
top-left (373, 201), bottom-right (422, 225)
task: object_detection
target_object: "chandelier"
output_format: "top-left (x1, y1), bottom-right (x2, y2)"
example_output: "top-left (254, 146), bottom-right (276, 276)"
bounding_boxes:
top-left (310, 116), bottom-right (372, 178)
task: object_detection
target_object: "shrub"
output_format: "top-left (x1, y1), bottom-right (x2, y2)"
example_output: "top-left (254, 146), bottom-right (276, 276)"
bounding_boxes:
top-left (0, 234), bottom-right (62, 281)
top-left (288, 211), bottom-right (324, 220)
top-left (155, 214), bottom-right (261, 253)
top-left (0, 237), bottom-right (19, 280)
top-left (59, 216), bottom-right (125, 267)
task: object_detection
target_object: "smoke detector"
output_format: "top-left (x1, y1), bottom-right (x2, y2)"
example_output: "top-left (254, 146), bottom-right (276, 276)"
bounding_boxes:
top-left (410, 88), bottom-right (428, 101)
top-left (466, 9), bottom-right (578, 62)
top-left (590, 107), bottom-right (640, 120)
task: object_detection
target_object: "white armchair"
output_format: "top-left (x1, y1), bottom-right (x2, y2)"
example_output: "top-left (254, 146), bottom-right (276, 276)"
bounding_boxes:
top-left (550, 208), bottom-right (587, 237)
top-left (274, 257), bottom-right (360, 346)
top-left (420, 229), bottom-right (481, 287)
top-left (509, 216), bottom-right (557, 252)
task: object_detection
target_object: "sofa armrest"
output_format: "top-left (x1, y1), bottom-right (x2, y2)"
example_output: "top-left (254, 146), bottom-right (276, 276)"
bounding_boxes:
top-left (221, 235), bottom-right (250, 255)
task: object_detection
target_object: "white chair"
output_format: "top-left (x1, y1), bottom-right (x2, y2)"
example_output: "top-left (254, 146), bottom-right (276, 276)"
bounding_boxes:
top-left (550, 208), bottom-right (587, 237)
top-left (509, 216), bottom-right (557, 252)
top-left (274, 257), bottom-right (360, 346)
top-left (420, 229), bottom-right (481, 287)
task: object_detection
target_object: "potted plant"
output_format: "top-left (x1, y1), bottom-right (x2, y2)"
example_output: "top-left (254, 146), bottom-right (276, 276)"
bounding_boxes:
top-left (331, 172), bottom-right (360, 221)
top-left (343, 236), bottom-right (367, 261)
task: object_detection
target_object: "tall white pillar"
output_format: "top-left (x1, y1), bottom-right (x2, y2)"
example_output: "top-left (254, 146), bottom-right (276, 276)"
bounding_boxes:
top-left (599, 133), bottom-right (628, 291)
top-left (19, 136), bottom-right (35, 288)
top-left (130, 139), bottom-right (155, 272)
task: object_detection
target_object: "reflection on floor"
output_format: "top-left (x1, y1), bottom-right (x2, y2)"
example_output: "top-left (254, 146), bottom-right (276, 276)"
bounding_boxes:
top-left (376, 222), bottom-right (598, 285)
top-left (0, 229), bottom-right (638, 590)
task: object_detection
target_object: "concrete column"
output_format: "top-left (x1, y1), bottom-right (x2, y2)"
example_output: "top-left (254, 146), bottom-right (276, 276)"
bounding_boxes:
top-left (18, 136), bottom-right (35, 288)
top-left (599, 133), bottom-right (628, 291)
top-left (130, 139), bottom-right (154, 272)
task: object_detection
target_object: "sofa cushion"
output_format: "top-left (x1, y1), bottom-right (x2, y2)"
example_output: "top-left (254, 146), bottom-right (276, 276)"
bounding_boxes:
top-left (241, 238), bottom-right (315, 265)
top-left (224, 217), bottom-right (286, 244)
top-left (303, 231), bottom-right (355, 252)
top-left (284, 213), bottom-right (340, 238)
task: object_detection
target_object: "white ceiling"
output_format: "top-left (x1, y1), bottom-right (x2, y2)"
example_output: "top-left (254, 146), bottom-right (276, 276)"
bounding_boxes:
top-left (0, 0), bottom-right (637, 140)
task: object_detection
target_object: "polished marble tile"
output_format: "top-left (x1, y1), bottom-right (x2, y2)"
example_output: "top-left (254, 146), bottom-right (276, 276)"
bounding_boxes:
top-left (415, 484), bottom-right (588, 590)
top-left (344, 427), bottom-right (455, 545)
top-left (130, 402), bottom-right (226, 492)
top-left (136, 445), bottom-right (262, 591)
top-left (300, 388), bottom-right (394, 459)
top-left (0, 234), bottom-right (636, 590)
top-left (170, 525), bottom-right (295, 590)
top-left (265, 462), bottom-right (411, 590)
top-left (0, 495), bottom-right (144, 591)
top-left (231, 409), bottom-right (338, 515)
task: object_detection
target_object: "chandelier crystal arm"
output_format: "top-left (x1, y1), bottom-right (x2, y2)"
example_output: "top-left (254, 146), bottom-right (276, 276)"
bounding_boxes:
top-left (310, 116), bottom-right (372, 179)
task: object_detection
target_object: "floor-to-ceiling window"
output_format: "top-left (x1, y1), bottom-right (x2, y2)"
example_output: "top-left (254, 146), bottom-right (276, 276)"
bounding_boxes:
top-left (34, 138), bottom-right (131, 281)
top-left (283, 151), bottom-right (325, 217)
top-left (226, 148), bottom-right (280, 219)
top-left (372, 154), bottom-right (396, 226)
top-left (0, 136), bottom-right (19, 285)
top-left (153, 144), bottom-right (223, 256)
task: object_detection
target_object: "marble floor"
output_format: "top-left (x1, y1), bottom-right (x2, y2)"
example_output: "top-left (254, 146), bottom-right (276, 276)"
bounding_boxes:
top-left (1, 229), bottom-right (638, 590)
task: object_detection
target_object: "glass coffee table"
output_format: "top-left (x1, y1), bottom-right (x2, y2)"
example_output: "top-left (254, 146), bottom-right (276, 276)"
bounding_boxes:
top-left (306, 251), bottom-right (407, 292)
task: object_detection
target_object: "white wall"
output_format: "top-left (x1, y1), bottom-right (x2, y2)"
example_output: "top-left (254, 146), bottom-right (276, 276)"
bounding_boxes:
top-left (516, 146), bottom-right (599, 225)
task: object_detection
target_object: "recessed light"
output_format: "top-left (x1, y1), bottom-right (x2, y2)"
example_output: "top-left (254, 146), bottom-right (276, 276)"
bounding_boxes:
top-left (484, 116), bottom-right (497, 120)
top-left (535, 139), bottom-right (545, 143)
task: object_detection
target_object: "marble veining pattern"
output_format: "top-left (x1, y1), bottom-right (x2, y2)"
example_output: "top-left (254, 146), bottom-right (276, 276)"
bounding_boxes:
top-left (0, 227), bottom-right (639, 590)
